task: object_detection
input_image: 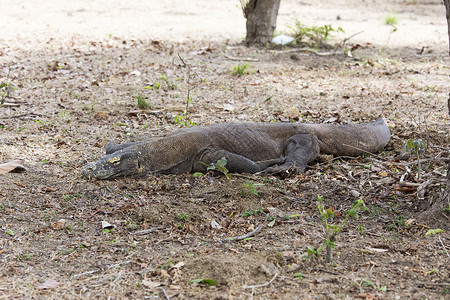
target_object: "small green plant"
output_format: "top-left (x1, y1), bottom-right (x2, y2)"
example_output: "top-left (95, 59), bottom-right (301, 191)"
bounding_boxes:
top-left (88, 103), bottom-right (95, 119)
top-left (383, 18), bottom-right (398, 48)
top-left (173, 114), bottom-right (197, 127)
top-left (388, 214), bottom-right (410, 230)
top-left (304, 245), bottom-right (321, 260)
top-left (136, 94), bottom-right (151, 109)
top-left (0, 65), bottom-right (13, 105)
top-left (231, 63), bottom-right (249, 76)
top-left (6, 229), bottom-right (15, 236)
top-left (160, 74), bottom-right (177, 89)
top-left (384, 12), bottom-right (398, 26)
top-left (294, 273), bottom-right (304, 280)
top-left (288, 19), bottom-right (344, 47)
top-left (362, 278), bottom-right (374, 287)
top-left (241, 208), bottom-right (263, 217)
top-left (200, 157), bottom-right (232, 180)
top-left (177, 213), bottom-right (188, 222)
top-left (357, 225), bottom-right (365, 234)
top-left (359, 278), bottom-right (387, 292)
top-left (190, 278), bottom-right (217, 286)
top-left (59, 110), bottom-right (70, 121)
top-left (404, 139), bottom-right (426, 179)
top-left (316, 195), bottom-right (366, 263)
top-left (161, 260), bottom-right (175, 269)
top-left (377, 286), bottom-right (387, 292)
top-left (173, 54), bottom-right (198, 128)
top-left (241, 181), bottom-right (264, 197)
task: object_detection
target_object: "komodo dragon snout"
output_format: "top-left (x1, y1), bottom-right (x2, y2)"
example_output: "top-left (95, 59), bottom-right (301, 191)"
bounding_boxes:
top-left (81, 148), bottom-right (144, 179)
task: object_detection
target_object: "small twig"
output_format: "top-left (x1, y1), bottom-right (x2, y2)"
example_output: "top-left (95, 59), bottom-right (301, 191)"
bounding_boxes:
top-left (160, 287), bottom-right (171, 300)
top-left (0, 112), bottom-right (43, 119)
top-left (314, 268), bottom-right (341, 275)
top-left (397, 157), bottom-right (449, 166)
top-left (275, 48), bottom-right (335, 56)
top-left (107, 261), bottom-right (131, 271)
top-left (112, 270), bottom-right (123, 285)
top-left (341, 144), bottom-right (385, 160)
top-left (416, 281), bottom-right (450, 287)
top-left (131, 226), bottom-right (165, 235)
top-left (417, 179), bottom-right (433, 199)
top-left (224, 54), bottom-right (259, 62)
top-left (438, 236), bottom-right (450, 259)
top-left (399, 173), bottom-right (421, 187)
top-left (177, 53), bottom-right (191, 116)
top-left (72, 269), bottom-right (100, 278)
top-left (340, 31), bottom-right (364, 49)
top-left (222, 224), bottom-right (263, 242)
top-left (232, 173), bottom-right (259, 180)
top-left (243, 272), bottom-right (278, 289)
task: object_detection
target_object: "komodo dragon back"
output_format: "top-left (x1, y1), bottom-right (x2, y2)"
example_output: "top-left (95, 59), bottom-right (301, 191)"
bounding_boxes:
top-left (81, 119), bottom-right (391, 179)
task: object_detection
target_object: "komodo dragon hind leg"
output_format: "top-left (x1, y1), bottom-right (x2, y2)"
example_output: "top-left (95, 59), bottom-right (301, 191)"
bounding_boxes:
top-left (197, 150), bottom-right (284, 174)
top-left (266, 134), bottom-right (320, 174)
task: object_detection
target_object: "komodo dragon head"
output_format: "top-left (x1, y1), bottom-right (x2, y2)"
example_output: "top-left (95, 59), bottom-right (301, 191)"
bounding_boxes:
top-left (81, 148), bottom-right (146, 179)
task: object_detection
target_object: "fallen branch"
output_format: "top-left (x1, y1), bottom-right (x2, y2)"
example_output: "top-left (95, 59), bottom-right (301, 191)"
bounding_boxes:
top-left (131, 226), bottom-right (165, 235)
top-left (0, 112), bottom-right (43, 119)
top-left (222, 224), bottom-right (263, 242)
top-left (275, 48), bottom-right (336, 57)
top-left (339, 31), bottom-right (364, 49)
top-left (160, 287), bottom-right (171, 300)
top-left (416, 281), bottom-right (450, 287)
top-left (72, 269), bottom-right (100, 278)
top-left (438, 236), bottom-right (450, 259)
top-left (399, 173), bottom-right (421, 187)
top-left (397, 157), bottom-right (449, 166)
top-left (224, 54), bottom-right (259, 62)
top-left (314, 268), bottom-right (341, 275)
top-left (342, 144), bottom-right (385, 160)
top-left (243, 272), bottom-right (278, 289)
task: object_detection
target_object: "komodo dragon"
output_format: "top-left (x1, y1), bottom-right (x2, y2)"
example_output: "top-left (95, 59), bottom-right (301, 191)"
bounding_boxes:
top-left (81, 119), bottom-right (391, 179)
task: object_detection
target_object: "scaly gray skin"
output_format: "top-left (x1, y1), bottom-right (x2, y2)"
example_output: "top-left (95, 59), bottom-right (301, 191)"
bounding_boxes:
top-left (81, 119), bottom-right (391, 179)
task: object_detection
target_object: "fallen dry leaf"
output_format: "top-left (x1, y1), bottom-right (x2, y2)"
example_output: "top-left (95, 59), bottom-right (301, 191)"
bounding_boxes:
top-left (0, 160), bottom-right (26, 174)
top-left (211, 219), bottom-right (223, 229)
top-left (142, 280), bottom-right (162, 289)
top-left (101, 221), bottom-right (114, 229)
top-left (36, 278), bottom-right (60, 290)
top-left (171, 261), bottom-right (185, 269)
top-left (51, 219), bottom-right (66, 230)
top-left (357, 293), bottom-right (379, 300)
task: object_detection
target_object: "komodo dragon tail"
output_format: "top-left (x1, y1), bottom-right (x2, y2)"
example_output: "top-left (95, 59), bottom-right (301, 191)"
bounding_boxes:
top-left (306, 119), bottom-right (391, 156)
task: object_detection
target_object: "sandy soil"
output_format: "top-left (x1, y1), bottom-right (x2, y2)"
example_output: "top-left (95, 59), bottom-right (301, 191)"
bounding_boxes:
top-left (0, 0), bottom-right (449, 299)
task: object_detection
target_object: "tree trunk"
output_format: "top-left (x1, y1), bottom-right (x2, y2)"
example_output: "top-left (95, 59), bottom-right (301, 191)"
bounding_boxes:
top-left (446, 0), bottom-right (450, 224)
top-left (445, 0), bottom-right (450, 55)
top-left (420, 1), bottom-right (450, 224)
top-left (242, 0), bottom-right (281, 46)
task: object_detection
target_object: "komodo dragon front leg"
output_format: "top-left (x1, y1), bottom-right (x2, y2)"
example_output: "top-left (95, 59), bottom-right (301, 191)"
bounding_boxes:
top-left (265, 134), bottom-right (320, 174)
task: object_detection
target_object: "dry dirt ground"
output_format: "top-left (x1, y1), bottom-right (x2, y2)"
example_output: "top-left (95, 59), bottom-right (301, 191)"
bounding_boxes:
top-left (1, 0), bottom-right (449, 299)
